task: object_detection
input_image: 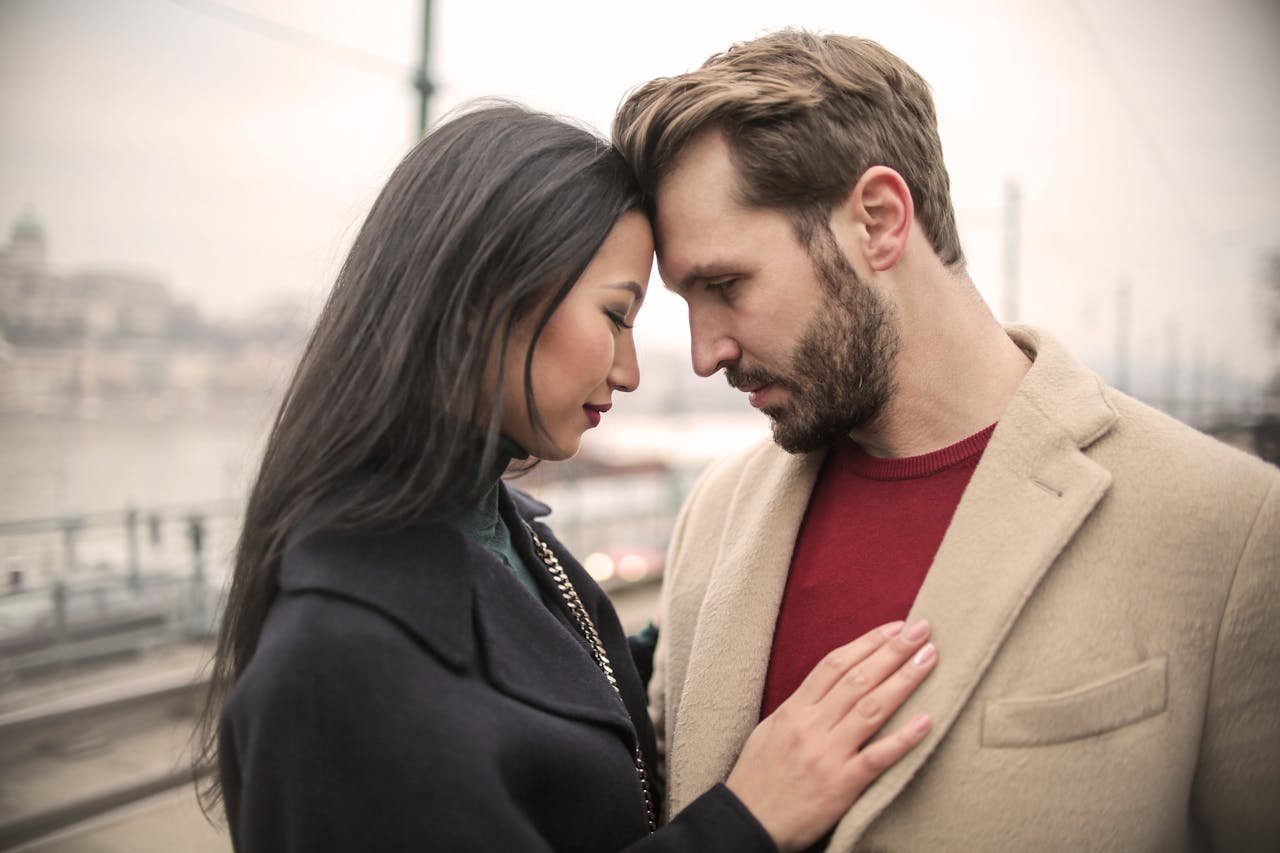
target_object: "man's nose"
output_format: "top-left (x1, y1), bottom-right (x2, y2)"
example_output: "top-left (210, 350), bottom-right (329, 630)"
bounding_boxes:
top-left (688, 307), bottom-right (739, 378)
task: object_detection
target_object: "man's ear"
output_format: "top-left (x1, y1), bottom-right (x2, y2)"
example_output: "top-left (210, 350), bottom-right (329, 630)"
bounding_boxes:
top-left (838, 166), bottom-right (914, 272)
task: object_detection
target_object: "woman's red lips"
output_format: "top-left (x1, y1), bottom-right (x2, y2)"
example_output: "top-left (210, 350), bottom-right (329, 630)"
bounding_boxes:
top-left (583, 403), bottom-right (610, 427)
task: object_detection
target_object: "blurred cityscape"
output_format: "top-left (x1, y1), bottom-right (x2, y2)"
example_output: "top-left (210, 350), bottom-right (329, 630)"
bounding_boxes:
top-left (0, 211), bottom-right (308, 422)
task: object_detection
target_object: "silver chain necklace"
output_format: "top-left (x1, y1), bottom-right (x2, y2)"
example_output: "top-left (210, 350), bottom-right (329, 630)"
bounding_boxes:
top-left (526, 526), bottom-right (657, 833)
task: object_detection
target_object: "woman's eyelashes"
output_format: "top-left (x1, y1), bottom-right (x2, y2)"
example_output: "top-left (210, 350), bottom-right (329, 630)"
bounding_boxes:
top-left (605, 308), bottom-right (635, 330)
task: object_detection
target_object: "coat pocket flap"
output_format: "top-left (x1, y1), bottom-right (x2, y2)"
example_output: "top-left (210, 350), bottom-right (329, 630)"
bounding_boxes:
top-left (983, 657), bottom-right (1168, 748)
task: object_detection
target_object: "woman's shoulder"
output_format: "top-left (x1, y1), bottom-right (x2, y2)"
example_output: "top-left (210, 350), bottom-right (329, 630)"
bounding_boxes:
top-left (223, 588), bottom-right (487, 743)
top-left (232, 592), bottom-right (416, 703)
top-left (226, 523), bottom-right (485, 723)
top-left (279, 520), bottom-right (483, 657)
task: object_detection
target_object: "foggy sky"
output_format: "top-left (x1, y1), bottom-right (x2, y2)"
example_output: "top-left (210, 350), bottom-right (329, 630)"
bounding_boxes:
top-left (1, 0), bottom-right (1278, 403)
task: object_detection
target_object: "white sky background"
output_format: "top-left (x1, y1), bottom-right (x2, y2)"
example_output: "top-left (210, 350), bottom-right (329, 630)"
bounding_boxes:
top-left (1, 0), bottom-right (1278, 406)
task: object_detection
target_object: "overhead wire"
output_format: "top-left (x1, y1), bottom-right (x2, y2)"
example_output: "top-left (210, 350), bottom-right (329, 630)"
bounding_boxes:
top-left (161, 0), bottom-right (413, 82)
top-left (1065, 0), bottom-right (1212, 250)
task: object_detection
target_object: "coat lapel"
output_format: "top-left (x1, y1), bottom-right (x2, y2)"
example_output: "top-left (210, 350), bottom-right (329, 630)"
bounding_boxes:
top-left (475, 487), bottom-right (636, 740)
top-left (280, 497), bottom-right (634, 744)
top-left (827, 326), bottom-right (1119, 847)
top-left (471, 556), bottom-right (636, 738)
top-left (667, 447), bottom-right (826, 809)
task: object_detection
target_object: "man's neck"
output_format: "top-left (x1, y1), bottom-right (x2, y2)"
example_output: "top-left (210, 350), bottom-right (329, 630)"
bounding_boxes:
top-left (851, 272), bottom-right (1031, 459)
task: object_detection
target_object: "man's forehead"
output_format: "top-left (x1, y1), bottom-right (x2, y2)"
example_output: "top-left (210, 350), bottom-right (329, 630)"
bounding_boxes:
top-left (652, 217), bottom-right (726, 286)
top-left (651, 130), bottom-right (764, 288)
top-left (654, 130), bottom-right (740, 218)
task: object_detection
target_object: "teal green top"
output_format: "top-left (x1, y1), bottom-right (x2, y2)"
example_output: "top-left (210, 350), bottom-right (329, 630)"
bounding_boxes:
top-left (452, 438), bottom-right (541, 598)
top-left (454, 476), bottom-right (541, 598)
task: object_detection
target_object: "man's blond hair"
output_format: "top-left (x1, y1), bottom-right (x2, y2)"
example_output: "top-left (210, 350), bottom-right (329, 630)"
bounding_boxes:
top-left (613, 29), bottom-right (964, 267)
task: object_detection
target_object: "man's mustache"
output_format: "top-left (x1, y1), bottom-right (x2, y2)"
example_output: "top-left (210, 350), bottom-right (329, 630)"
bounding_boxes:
top-left (726, 365), bottom-right (795, 394)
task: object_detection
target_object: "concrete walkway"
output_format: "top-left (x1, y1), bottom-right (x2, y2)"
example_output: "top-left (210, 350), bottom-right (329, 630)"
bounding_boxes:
top-left (10, 787), bottom-right (229, 853)
top-left (1, 642), bottom-right (218, 851)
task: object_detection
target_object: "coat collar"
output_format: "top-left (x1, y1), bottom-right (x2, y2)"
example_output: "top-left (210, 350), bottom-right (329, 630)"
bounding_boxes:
top-left (666, 445), bottom-right (823, 809)
top-left (278, 482), bottom-right (633, 739)
top-left (483, 486), bottom-right (636, 738)
top-left (667, 326), bottom-right (1120, 834)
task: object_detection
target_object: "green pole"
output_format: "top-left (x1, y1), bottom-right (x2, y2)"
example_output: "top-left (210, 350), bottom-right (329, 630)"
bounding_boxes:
top-left (414, 0), bottom-right (434, 136)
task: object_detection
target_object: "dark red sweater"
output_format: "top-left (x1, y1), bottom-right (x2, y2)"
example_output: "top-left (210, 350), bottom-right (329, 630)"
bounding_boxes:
top-left (760, 425), bottom-right (995, 718)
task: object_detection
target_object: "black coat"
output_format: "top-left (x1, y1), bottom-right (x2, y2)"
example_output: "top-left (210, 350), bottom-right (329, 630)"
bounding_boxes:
top-left (219, 485), bottom-right (776, 852)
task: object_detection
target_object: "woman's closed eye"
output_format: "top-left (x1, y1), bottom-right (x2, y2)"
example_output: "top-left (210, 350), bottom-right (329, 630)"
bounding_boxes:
top-left (605, 309), bottom-right (634, 331)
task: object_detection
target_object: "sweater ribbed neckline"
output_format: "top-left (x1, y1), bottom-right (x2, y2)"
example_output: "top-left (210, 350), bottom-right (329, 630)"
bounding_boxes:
top-left (843, 423), bottom-right (997, 481)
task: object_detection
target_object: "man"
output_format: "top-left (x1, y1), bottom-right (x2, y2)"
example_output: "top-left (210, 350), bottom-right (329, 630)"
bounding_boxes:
top-left (613, 29), bottom-right (1279, 851)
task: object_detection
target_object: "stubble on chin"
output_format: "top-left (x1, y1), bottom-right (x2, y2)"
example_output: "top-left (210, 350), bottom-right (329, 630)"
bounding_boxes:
top-left (766, 409), bottom-right (811, 455)
top-left (764, 392), bottom-right (850, 455)
top-left (763, 237), bottom-right (900, 455)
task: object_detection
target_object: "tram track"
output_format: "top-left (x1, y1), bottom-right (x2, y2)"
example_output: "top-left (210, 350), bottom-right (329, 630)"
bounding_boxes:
top-left (0, 663), bottom-right (209, 851)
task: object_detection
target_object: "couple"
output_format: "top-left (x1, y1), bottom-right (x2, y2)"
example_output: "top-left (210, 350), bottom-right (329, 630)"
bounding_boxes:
top-left (197, 30), bottom-right (1280, 852)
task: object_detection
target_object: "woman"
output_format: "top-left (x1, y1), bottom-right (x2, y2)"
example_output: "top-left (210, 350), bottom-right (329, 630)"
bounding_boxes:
top-left (195, 102), bottom-right (937, 853)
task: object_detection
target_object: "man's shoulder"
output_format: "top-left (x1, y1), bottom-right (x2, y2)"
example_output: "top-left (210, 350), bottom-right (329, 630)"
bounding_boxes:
top-left (1102, 388), bottom-right (1278, 487)
top-left (1011, 325), bottom-right (1277, 492)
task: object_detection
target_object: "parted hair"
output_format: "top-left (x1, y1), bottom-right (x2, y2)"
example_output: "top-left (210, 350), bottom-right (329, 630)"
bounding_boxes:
top-left (612, 29), bottom-right (965, 266)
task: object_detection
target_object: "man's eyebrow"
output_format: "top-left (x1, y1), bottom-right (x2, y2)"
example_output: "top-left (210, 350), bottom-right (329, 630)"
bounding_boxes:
top-left (607, 281), bottom-right (645, 304)
top-left (671, 263), bottom-right (730, 295)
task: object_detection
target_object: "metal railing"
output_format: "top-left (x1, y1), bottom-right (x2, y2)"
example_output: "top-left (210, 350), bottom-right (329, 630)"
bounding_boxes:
top-left (0, 466), bottom-right (694, 681)
top-left (0, 502), bottom-right (239, 680)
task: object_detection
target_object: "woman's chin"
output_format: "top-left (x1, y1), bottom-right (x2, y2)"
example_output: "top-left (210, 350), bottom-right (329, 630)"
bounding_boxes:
top-left (532, 437), bottom-right (578, 463)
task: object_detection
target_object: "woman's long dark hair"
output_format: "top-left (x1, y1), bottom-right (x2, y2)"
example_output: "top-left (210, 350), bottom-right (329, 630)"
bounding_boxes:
top-left (194, 102), bottom-right (642, 812)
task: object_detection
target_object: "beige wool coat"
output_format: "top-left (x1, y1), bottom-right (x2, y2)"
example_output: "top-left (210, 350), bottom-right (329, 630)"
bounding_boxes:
top-left (652, 326), bottom-right (1280, 851)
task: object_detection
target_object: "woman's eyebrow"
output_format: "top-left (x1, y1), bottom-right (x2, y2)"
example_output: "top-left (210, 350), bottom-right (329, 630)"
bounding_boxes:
top-left (606, 281), bottom-right (645, 304)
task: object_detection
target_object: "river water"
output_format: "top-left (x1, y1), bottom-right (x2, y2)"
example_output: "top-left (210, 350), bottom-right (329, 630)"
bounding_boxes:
top-left (0, 406), bottom-right (771, 524)
top-left (0, 412), bottom-right (272, 523)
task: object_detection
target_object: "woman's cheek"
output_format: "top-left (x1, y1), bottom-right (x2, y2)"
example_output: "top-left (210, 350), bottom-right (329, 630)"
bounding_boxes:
top-left (586, 333), bottom-right (615, 386)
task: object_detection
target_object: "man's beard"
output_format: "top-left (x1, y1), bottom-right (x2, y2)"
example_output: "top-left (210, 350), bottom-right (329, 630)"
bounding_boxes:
top-left (726, 230), bottom-right (900, 454)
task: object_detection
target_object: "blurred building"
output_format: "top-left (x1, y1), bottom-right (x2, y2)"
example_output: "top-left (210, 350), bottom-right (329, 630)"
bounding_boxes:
top-left (0, 213), bottom-right (306, 417)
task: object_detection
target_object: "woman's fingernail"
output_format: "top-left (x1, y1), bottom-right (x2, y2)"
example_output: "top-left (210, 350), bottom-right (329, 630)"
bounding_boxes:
top-left (904, 619), bottom-right (930, 642)
top-left (882, 621), bottom-right (905, 638)
top-left (911, 714), bottom-right (932, 736)
top-left (913, 643), bottom-right (936, 666)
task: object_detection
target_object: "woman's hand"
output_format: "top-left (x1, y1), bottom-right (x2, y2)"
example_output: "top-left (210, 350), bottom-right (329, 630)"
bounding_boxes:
top-left (725, 620), bottom-right (936, 852)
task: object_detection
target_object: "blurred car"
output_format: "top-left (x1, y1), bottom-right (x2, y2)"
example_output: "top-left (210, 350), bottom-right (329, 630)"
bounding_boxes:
top-left (580, 545), bottom-right (665, 591)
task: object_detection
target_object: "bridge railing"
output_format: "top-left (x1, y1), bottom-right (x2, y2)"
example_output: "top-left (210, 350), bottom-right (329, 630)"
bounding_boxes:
top-left (0, 503), bottom-right (239, 679)
top-left (0, 466), bottom-right (695, 681)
